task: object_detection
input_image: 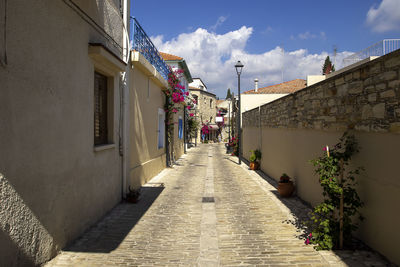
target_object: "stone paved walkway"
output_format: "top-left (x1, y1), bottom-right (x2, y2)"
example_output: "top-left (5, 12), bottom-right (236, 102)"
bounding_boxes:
top-left (45, 144), bottom-right (393, 266)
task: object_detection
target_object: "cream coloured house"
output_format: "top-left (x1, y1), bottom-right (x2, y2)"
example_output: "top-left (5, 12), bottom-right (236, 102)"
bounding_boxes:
top-left (129, 48), bottom-right (169, 188)
top-left (160, 52), bottom-right (193, 158)
top-left (0, 1), bottom-right (130, 266)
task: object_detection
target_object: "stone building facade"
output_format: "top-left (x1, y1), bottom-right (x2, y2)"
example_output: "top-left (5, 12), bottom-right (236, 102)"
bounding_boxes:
top-left (189, 79), bottom-right (218, 142)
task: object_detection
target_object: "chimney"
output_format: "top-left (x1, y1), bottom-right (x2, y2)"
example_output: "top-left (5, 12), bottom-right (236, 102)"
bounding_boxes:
top-left (254, 78), bottom-right (259, 92)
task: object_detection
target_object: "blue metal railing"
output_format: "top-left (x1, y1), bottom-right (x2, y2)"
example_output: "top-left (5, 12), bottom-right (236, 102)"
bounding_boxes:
top-left (131, 17), bottom-right (170, 80)
top-left (342, 39), bottom-right (400, 67)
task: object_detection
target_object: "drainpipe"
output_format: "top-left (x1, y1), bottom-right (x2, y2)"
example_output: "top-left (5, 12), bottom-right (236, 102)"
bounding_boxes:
top-left (121, 0), bottom-right (129, 198)
top-left (165, 95), bottom-right (171, 167)
top-left (195, 108), bottom-right (197, 146)
top-left (184, 106), bottom-right (187, 153)
top-left (259, 105), bottom-right (262, 151)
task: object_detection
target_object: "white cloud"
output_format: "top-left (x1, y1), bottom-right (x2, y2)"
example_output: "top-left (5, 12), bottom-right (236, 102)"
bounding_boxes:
top-left (210, 16), bottom-right (228, 32)
top-left (152, 27), bottom-right (351, 98)
top-left (261, 26), bottom-right (273, 34)
top-left (366, 0), bottom-right (400, 32)
top-left (294, 31), bottom-right (327, 40)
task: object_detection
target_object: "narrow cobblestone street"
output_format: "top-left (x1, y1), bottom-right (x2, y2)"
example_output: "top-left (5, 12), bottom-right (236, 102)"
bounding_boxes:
top-left (45, 144), bottom-right (390, 267)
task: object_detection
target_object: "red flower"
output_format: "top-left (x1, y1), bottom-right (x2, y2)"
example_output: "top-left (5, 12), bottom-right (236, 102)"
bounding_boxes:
top-left (189, 113), bottom-right (194, 117)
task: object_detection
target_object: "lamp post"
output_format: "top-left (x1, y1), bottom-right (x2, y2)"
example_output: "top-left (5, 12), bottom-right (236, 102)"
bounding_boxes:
top-left (235, 61), bottom-right (243, 165)
top-left (227, 97), bottom-right (231, 142)
top-left (195, 106), bottom-right (197, 147)
top-left (184, 106), bottom-right (187, 154)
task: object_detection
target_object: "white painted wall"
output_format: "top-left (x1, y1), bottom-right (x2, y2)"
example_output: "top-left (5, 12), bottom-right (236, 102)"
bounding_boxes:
top-left (241, 94), bottom-right (288, 114)
top-left (189, 78), bottom-right (207, 91)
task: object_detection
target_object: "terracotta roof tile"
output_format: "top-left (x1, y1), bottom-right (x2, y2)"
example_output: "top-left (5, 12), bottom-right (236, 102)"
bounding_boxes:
top-left (243, 79), bottom-right (306, 94)
top-left (159, 52), bottom-right (183, 61)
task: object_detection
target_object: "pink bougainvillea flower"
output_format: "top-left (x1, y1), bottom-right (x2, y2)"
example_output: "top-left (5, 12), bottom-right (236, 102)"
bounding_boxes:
top-left (184, 91), bottom-right (189, 96)
top-left (305, 238), bottom-right (310, 245)
top-left (186, 105), bottom-right (191, 110)
top-left (172, 108), bottom-right (178, 113)
top-left (189, 113), bottom-right (194, 117)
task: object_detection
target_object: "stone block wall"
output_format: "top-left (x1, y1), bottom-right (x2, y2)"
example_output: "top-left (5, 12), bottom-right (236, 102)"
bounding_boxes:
top-left (243, 49), bottom-right (400, 133)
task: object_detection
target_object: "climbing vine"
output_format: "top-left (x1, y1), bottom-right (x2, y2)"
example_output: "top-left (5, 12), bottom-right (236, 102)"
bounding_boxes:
top-left (164, 67), bottom-right (195, 165)
top-left (306, 131), bottom-right (364, 250)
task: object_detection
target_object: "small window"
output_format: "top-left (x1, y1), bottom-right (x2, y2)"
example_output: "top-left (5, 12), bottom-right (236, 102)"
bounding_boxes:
top-left (178, 116), bottom-right (183, 139)
top-left (210, 99), bottom-right (213, 108)
top-left (158, 108), bottom-right (165, 148)
top-left (94, 72), bottom-right (108, 145)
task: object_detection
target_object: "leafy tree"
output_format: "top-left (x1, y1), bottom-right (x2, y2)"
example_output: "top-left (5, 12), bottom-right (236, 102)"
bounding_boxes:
top-left (187, 117), bottom-right (200, 140)
top-left (226, 88), bottom-right (232, 100)
top-left (322, 56), bottom-right (335, 74)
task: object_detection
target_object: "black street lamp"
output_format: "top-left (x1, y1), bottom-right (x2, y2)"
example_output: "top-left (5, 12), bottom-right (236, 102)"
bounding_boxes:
top-left (227, 97), bottom-right (231, 142)
top-left (235, 61), bottom-right (243, 165)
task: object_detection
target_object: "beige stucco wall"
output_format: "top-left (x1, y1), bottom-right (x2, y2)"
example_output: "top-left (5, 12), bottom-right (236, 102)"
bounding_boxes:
top-left (129, 65), bottom-right (167, 189)
top-left (0, 1), bottom-right (128, 266)
top-left (243, 127), bottom-right (400, 265)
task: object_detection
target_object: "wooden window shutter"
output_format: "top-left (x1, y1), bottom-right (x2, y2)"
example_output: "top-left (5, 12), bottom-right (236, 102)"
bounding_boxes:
top-left (94, 72), bottom-right (108, 145)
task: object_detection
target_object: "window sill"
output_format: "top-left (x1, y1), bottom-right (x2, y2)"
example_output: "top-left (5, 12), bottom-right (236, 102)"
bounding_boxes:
top-left (94, 143), bottom-right (116, 152)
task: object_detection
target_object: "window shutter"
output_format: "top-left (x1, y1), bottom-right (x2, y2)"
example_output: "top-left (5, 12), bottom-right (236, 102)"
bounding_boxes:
top-left (94, 72), bottom-right (108, 145)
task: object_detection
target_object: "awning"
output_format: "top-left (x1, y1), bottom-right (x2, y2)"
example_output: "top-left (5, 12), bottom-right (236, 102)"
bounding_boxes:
top-left (208, 124), bottom-right (219, 130)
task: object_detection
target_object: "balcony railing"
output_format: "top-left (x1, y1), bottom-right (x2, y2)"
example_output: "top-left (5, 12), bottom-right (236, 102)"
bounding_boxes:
top-left (342, 39), bottom-right (400, 67)
top-left (131, 18), bottom-right (170, 80)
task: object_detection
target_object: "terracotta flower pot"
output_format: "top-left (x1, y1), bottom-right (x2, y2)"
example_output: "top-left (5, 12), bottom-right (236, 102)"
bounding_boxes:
top-left (250, 161), bottom-right (259, 170)
top-left (278, 181), bottom-right (294, 197)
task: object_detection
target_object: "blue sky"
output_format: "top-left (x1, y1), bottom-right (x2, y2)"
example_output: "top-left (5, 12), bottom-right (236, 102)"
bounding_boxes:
top-left (131, 0), bottom-right (400, 98)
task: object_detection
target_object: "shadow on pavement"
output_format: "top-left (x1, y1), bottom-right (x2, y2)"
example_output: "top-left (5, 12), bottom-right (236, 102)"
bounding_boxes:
top-left (65, 185), bottom-right (164, 253)
top-left (224, 156), bottom-right (240, 165)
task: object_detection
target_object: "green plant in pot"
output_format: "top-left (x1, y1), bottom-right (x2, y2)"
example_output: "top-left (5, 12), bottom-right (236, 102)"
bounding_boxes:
top-left (126, 186), bottom-right (141, 203)
top-left (249, 149), bottom-right (262, 170)
top-left (278, 173), bottom-right (294, 197)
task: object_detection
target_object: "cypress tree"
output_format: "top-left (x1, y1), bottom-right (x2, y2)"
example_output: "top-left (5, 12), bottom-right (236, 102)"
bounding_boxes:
top-left (226, 88), bottom-right (232, 100)
top-left (322, 56), bottom-right (335, 74)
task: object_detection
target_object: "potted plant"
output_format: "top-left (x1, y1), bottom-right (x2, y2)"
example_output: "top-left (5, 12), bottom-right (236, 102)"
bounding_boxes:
top-left (249, 149), bottom-right (262, 170)
top-left (126, 186), bottom-right (141, 203)
top-left (227, 136), bottom-right (238, 155)
top-left (278, 173), bottom-right (294, 197)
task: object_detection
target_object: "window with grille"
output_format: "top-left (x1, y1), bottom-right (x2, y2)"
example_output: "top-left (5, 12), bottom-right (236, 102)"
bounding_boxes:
top-left (94, 72), bottom-right (108, 145)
